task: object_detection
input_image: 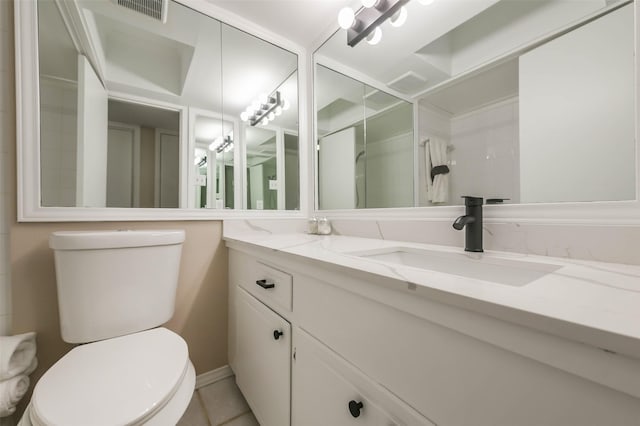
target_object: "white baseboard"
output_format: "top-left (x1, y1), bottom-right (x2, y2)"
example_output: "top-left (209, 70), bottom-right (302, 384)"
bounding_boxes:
top-left (195, 365), bottom-right (234, 389)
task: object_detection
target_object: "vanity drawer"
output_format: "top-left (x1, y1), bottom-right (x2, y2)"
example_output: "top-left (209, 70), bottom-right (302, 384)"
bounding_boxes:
top-left (230, 250), bottom-right (293, 314)
top-left (292, 327), bottom-right (434, 426)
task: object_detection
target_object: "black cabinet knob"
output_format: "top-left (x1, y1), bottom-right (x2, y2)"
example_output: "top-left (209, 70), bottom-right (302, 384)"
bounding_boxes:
top-left (273, 330), bottom-right (284, 340)
top-left (348, 400), bottom-right (363, 418)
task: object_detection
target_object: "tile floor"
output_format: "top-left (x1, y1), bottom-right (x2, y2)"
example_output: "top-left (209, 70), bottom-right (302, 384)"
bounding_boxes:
top-left (178, 376), bottom-right (259, 426)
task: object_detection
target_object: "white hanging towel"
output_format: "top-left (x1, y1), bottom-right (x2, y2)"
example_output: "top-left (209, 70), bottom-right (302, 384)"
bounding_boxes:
top-left (424, 140), bottom-right (434, 200)
top-left (425, 137), bottom-right (450, 203)
top-left (0, 332), bottom-right (37, 380)
top-left (0, 375), bottom-right (29, 417)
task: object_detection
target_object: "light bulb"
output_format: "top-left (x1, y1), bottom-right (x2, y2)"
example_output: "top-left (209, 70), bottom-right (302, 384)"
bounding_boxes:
top-left (259, 93), bottom-right (268, 104)
top-left (275, 106), bottom-right (283, 116)
top-left (268, 112), bottom-right (275, 120)
top-left (240, 111), bottom-right (249, 122)
top-left (282, 99), bottom-right (290, 110)
top-left (338, 7), bottom-right (355, 29)
top-left (251, 100), bottom-right (260, 111)
top-left (390, 7), bottom-right (407, 27)
top-left (418, 0), bottom-right (434, 5)
top-left (366, 27), bottom-right (382, 45)
top-left (361, 0), bottom-right (379, 8)
top-left (209, 137), bottom-right (222, 151)
top-left (261, 117), bottom-right (269, 126)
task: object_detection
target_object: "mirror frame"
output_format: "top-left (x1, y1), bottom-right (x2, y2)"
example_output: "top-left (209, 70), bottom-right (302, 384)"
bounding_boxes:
top-left (312, 2), bottom-right (640, 226)
top-left (15, 0), bottom-right (310, 221)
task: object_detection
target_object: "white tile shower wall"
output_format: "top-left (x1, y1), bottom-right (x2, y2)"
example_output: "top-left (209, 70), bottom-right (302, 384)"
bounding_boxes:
top-left (0, 0), bottom-right (14, 335)
top-left (449, 98), bottom-right (519, 203)
top-left (418, 99), bottom-right (519, 206)
top-left (365, 133), bottom-right (413, 208)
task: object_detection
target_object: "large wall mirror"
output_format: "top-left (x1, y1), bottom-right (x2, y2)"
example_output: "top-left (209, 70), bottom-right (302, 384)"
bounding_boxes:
top-left (21, 0), bottom-right (300, 217)
top-left (315, 0), bottom-right (635, 210)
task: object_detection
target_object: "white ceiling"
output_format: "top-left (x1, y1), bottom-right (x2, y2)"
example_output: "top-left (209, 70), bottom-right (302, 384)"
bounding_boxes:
top-left (205, 0), bottom-right (353, 48)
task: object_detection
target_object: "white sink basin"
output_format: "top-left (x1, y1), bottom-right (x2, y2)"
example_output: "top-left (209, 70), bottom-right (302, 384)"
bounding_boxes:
top-left (348, 247), bottom-right (561, 286)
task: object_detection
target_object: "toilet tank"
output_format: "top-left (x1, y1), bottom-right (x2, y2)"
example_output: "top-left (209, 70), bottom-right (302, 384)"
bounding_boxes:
top-left (49, 230), bottom-right (185, 344)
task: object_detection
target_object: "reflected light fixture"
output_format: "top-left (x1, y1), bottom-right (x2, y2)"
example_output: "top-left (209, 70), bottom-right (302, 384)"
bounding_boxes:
top-left (209, 135), bottom-right (233, 153)
top-left (240, 91), bottom-right (288, 127)
top-left (366, 26), bottom-right (382, 45)
top-left (390, 6), bottom-right (407, 27)
top-left (338, 0), bottom-right (410, 47)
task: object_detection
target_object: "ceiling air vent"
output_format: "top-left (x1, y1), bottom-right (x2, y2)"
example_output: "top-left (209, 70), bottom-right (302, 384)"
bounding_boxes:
top-left (113, 0), bottom-right (168, 23)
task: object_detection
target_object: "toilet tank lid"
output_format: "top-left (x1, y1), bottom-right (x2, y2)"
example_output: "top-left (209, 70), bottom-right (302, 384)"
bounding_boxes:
top-left (49, 230), bottom-right (185, 250)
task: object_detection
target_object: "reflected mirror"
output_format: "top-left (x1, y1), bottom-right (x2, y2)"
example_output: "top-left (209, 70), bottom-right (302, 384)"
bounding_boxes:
top-left (316, 65), bottom-right (414, 209)
top-left (35, 0), bottom-right (299, 210)
top-left (315, 0), bottom-right (635, 208)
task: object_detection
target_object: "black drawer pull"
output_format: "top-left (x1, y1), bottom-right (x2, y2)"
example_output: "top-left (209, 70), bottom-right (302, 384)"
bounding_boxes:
top-left (256, 279), bottom-right (275, 289)
top-left (348, 400), bottom-right (363, 418)
top-left (273, 330), bottom-right (284, 340)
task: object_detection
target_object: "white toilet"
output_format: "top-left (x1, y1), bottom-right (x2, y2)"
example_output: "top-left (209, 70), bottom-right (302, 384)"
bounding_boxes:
top-left (19, 230), bottom-right (195, 426)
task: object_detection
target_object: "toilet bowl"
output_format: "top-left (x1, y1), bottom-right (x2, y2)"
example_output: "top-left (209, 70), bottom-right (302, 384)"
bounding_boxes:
top-left (20, 328), bottom-right (195, 426)
top-left (18, 230), bottom-right (194, 425)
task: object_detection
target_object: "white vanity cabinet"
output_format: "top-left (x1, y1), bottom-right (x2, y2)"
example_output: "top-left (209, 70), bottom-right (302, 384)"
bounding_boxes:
top-left (227, 244), bottom-right (640, 426)
top-left (229, 251), bottom-right (292, 426)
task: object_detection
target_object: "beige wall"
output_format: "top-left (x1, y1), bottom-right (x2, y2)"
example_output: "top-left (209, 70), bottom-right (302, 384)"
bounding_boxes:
top-left (1, 0), bottom-right (15, 336)
top-left (4, 1), bottom-right (229, 418)
top-left (10, 221), bottom-right (228, 379)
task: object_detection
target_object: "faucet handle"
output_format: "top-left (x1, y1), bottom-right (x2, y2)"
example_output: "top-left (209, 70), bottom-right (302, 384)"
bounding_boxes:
top-left (461, 196), bottom-right (483, 207)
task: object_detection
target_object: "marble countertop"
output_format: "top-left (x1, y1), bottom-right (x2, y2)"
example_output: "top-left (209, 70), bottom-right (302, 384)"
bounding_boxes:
top-left (223, 223), bottom-right (640, 360)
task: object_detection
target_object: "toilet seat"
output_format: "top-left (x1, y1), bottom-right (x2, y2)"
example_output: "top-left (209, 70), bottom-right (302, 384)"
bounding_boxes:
top-left (30, 328), bottom-right (190, 426)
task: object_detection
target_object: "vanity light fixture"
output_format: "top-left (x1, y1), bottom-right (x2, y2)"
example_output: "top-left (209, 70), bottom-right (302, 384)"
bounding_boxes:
top-left (240, 91), bottom-right (288, 127)
top-left (338, 0), bottom-right (410, 47)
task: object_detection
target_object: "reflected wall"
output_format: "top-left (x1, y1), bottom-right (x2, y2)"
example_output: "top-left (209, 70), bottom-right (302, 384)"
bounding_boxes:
top-left (316, 65), bottom-right (414, 210)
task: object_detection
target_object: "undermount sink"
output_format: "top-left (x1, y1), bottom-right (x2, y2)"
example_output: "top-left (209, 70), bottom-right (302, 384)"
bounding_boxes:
top-left (348, 247), bottom-right (562, 286)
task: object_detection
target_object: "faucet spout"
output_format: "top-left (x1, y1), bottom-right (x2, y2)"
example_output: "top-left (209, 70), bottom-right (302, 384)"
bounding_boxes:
top-left (453, 196), bottom-right (484, 252)
top-left (452, 215), bottom-right (475, 230)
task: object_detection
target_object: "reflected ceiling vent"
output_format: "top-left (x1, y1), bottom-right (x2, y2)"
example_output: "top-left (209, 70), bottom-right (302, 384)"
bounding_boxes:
top-left (113, 0), bottom-right (168, 23)
top-left (387, 71), bottom-right (428, 95)
top-left (364, 90), bottom-right (394, 111)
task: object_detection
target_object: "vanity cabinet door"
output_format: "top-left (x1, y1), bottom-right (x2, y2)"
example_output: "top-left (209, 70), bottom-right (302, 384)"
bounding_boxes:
top-left (235, 287), bottom-right (291, 426)
top-left (292, 327), bottom-right (434, 426)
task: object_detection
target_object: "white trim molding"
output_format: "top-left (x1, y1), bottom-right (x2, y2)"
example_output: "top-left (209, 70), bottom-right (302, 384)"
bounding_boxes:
top-left (195, 365), bottom-right (234, 389)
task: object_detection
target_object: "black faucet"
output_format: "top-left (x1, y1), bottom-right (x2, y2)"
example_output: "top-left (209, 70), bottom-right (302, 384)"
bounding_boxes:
top-left (452, 196), bottom-right (483, 253)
